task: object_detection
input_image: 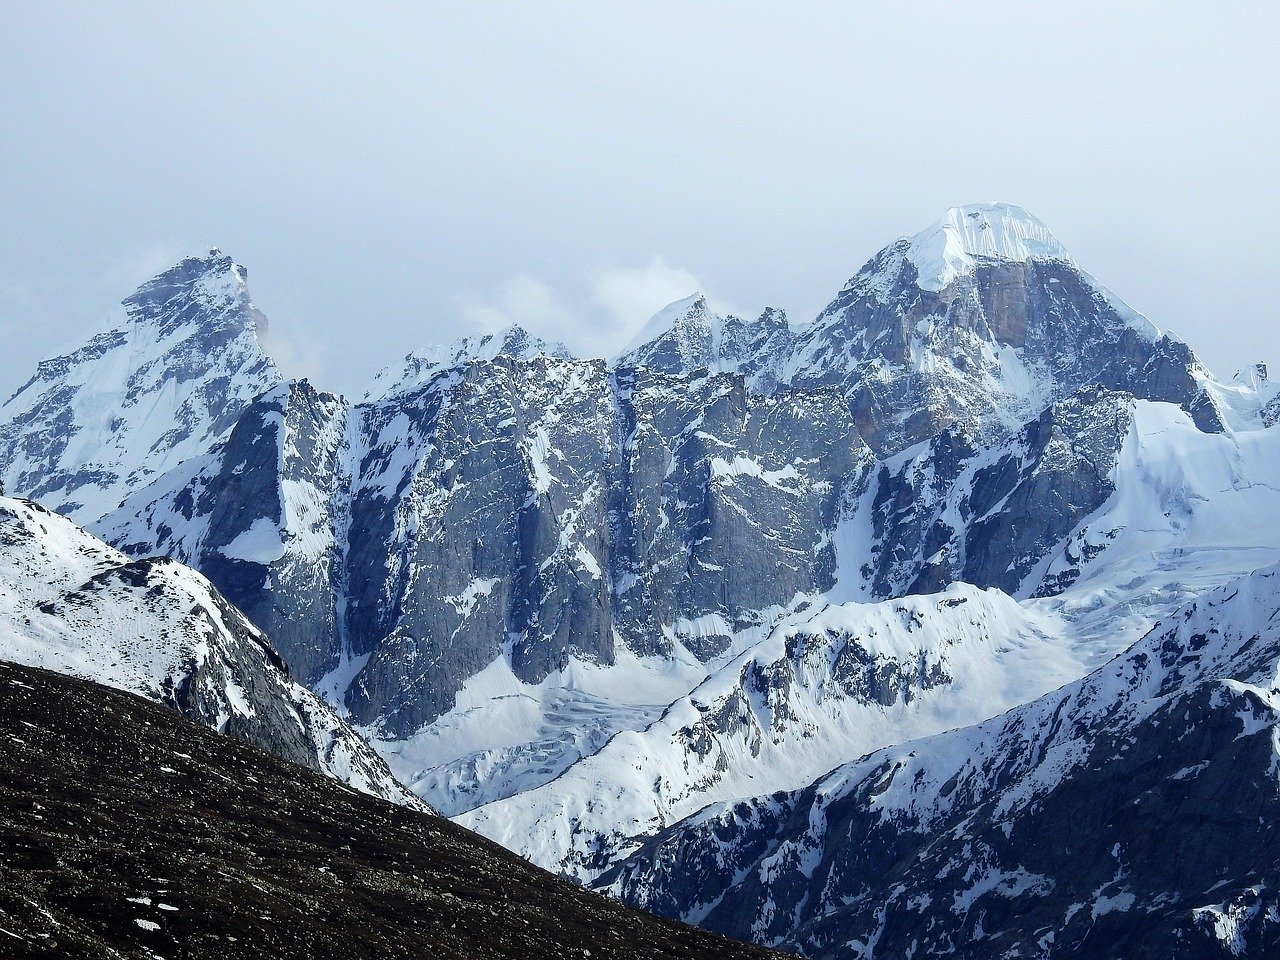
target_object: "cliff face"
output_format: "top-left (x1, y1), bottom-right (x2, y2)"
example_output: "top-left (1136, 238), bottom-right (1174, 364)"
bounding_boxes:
top-left (5, 204), bottom-right (1279, 949)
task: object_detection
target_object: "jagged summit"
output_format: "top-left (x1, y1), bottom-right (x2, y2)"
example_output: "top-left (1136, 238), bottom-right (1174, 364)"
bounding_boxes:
top-left (614, 292), bottom-right (710, 360)
top-left (0, 249), bottom-right (280, 521)
top-left (902, 201), bottom-right (1072, 291)
top-left (613, 295), bottom-right (796, 389)
top-left (365, 323), bottom-right (575, 401)
top-left (123, 248), bottom-right (262, 333)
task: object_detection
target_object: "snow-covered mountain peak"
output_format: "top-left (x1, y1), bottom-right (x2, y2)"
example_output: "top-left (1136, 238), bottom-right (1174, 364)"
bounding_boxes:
top-left (903, 201), bottom-right (1072, 291)
top-left (612, 294), bottom-right (799, 389)
top-left (124, 248), bottom-right (260, 336)
top-left (364, 323), bottom-right (575, 401)
top-left (615, 292), bottom-right (712, 360)
top-left (0, 249), bottom-right (280, 522)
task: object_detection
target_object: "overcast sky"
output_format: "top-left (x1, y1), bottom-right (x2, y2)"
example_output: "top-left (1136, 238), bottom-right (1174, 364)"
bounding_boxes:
top-left (2, 2), bottom-right (1277, 398)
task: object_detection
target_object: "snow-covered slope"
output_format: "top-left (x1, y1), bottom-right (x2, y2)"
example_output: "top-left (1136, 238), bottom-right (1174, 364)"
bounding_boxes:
top-left (0, 495), bottom-right (425, 810)
top-left (0, 250), bottom-right (280, 521)
top-left (602, 564), bottom-right (1280, 958)
top-left (458, 584), bottom-right (1077, 882)
top-left (5, 209), bottom-right (1280, 956)
top-left (900, 200), bottom-right (1075, 291)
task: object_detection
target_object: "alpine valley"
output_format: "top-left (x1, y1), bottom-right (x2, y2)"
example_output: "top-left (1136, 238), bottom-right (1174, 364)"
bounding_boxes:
top-left (4, 202), bottom-right (1279, 957)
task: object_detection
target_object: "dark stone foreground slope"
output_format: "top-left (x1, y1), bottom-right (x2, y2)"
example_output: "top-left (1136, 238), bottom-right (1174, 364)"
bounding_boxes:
top-left (0, 660), bottom-right (786, 960)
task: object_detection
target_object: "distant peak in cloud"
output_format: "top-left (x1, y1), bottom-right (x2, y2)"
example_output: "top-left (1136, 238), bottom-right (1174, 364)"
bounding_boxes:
top-left (452, 257), bottom-right (729, 362)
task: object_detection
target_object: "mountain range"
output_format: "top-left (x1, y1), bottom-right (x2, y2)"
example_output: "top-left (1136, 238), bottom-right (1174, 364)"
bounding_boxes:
top-left (3, 201), bottom-right (1278, 956)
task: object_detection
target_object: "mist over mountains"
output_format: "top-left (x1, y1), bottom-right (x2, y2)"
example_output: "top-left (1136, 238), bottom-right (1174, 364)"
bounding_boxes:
top-left (3, 201), bottom-right (1279, 957)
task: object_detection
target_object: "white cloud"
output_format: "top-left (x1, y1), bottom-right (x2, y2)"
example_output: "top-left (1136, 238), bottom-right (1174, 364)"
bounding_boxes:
top-left (455, 257), bottom-right (727, 360)
top-left (454, 275), bottom-right (579, 343)
top-left (589, 257), bottom-right (711, 342)
top-left (258, 324), bottom-right (328, 387)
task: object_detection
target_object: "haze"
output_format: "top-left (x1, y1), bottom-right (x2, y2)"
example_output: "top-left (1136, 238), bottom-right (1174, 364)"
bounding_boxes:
top-left (2, 2), bottom-right (1276, 399)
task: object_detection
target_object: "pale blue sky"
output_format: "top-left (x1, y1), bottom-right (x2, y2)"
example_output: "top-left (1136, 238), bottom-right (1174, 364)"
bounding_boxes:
top-left (2, 2), bottom-right (1277, 397)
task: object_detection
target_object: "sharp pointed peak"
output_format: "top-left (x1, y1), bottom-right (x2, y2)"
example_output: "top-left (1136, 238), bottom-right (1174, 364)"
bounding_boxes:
top-left (756, 305), bottom-right (791, 327)
top-left (477, 324), bottom-right (568, 355)
top-left (135, 247), bottom-right (247, 288)
top-left (614, 292), bottom-right (718, 361)
top-left (122, 247), bottom-right (254, 327)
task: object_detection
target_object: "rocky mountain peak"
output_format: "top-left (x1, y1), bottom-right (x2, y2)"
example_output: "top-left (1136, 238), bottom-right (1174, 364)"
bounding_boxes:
top-left (364, 323), bottom-right (575, 401)
top-left (0, 249), bottom-right (280, 521)
top-left (779, 203), bottom-right (1223, 452)
top-left (611, 294), bottom-right (800, 389)
top-left (614, 293), bottom-right (714, 362)
top-left (755, 305), bottom-right (789, 327)
top-left (123, 248), bottom-right (262, 338)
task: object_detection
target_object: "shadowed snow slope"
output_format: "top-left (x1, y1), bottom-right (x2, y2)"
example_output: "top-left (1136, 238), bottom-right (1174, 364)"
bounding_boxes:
top-left (0, 496), bottom-right (424, 810)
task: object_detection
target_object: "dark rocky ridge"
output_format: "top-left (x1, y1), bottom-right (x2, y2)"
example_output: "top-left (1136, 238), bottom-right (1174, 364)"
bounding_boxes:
top-left (0, 659), bottom-right (787, 959)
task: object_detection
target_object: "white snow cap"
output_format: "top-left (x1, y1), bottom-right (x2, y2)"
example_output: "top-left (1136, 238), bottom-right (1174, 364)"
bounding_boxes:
top-left (905, 202), bottom-right (1072, 291)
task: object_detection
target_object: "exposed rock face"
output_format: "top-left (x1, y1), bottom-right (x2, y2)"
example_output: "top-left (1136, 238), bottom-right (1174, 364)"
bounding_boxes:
top-left (197, 380), bottom-right (350, 681)
top-left (98, 379), bottom-right (351, 683)
top-left (609, 369), bottom-right (864, 660)
top-left (342, 353), bottom-right (623, 732)
top-left (782, 235), bottom-right (1226, 454)
top-left (615, 295), bottom-right (797, 393)
top-left (855, 386), bottom-right (1134, 598)
top-left (341, 358), bottom-right (863, 735)
top-left (600, 567), bottom-right (1280, 960)
top-left (0, 496), bottom-right (423, 810)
